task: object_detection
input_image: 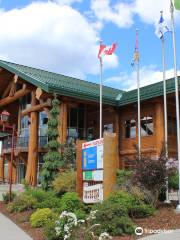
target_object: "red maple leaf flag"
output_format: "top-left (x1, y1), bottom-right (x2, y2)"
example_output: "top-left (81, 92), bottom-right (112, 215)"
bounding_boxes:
top-left (98, 43), bottom-right (117, 59)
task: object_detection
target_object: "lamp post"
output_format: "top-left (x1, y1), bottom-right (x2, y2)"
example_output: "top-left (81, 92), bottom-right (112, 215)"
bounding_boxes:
top-left (1, 110), bottom-right (15, 202)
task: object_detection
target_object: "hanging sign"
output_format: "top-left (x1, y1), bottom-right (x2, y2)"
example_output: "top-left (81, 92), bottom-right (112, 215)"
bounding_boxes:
top-left (82, 139), bottom-right (103, 170)
top-left (83, 183), bottom-right (103, 203)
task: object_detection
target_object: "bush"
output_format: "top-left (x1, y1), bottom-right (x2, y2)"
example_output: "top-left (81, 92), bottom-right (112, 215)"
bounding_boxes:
top-left (8, 194), bottom-right (37, 212)
top-left (93, 201), bottom-right (134, 236)
top-left (24, 188), bottom-right (61, 209)
top-left (2, 192), bottom-right (16, 204)
top-left (132, 153), bottom-right (167, 207)
top-left (35, 196), bottom-right (61, 209)
top-left (168, 171), bottom-right (179, 190)
top-left (43, 219), bottom-right (59, 240)
top-left (130, 204), bottom-right (155, 218)
top-left (30, 208), bottom-right (57, 228)
top-left (116, 169), bottom-right (133, 190)
top-left (107, 191), bottom-right (155, 219)
top-left (53, 170), bottom-right (76, 195)
top-left (59, 192), bottom-right (84, 213)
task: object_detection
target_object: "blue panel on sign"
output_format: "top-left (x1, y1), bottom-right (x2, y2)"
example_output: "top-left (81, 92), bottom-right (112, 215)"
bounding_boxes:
top-left (82, 146), bottom-right (97, 170)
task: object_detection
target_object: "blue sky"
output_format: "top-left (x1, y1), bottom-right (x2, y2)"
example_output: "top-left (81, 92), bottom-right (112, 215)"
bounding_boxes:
top-left (0, 0), bottom-right (179, 90)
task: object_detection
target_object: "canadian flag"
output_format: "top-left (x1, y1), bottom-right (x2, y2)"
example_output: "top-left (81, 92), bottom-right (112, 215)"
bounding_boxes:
top-left (98, 43), bottom-right (117, 59)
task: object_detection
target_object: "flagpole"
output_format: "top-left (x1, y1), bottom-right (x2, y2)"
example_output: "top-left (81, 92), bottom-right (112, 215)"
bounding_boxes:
top-left (170, 0), bottom-right (180, 211)
top-left (136, 29), bottom-right (141, 160)
top-left (161, 15), bottom-right (170, 202)
top-left (99, 49), bottom-right (103, 139)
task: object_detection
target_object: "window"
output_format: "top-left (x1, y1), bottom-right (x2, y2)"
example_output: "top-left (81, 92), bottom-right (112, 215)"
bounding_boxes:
top-left (39, 111), bottom-right (48, 136)
top-left (141, 116), bottom-right (154, 136)
top-left (104, 123), bottom-right (113, 133)
top-left (67, 107), bottom-right (86, 141)
top-left (168, 116), bottom-right (176, 136)
top-left (125, 119), bottom-right (136, 138)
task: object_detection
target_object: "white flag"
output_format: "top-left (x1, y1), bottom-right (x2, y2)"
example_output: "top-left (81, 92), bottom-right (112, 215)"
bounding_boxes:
top-left (155, 14), bottom-right (171, 39)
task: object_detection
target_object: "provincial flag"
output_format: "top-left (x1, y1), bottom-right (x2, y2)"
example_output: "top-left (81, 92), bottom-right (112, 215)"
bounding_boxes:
top-left (174, 0), bottom-right (180, 10)
top-left (131, 30), bottom-right (139, 67)
top-left (98, 43), bottom-right (117, 59)
top-left (155, 13), bottom-right (171, 39)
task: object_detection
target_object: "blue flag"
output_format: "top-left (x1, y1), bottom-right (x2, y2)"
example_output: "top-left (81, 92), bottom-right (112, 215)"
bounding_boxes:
top-left (155, 13), bottom-right (171, 39)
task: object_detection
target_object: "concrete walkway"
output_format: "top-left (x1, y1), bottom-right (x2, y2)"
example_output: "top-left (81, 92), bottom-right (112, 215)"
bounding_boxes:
top-left (139, 229), bottom-right (180, 240)
top-left (0, 213), bottom-right (33, 240)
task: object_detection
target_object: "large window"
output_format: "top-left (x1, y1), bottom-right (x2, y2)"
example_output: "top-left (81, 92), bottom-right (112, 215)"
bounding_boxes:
top-left (67, 107), bottom-right (86, 141)
top-left (168, 116), bottom-right (176, 136)
top-left (125, 119), bottom-right (136, 138)
top-left (141, 116), bottom-right (154, 136)
top-left (39, 111), bottom-right (48, 137)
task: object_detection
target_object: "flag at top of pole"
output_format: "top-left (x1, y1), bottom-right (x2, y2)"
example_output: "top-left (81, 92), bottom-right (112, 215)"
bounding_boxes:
top-left (155, 11), bottom-right (171, 39)
top-left (174, 0), bottom-right (180, 10)
top-left (131, 29), bottom-right (139, 66)
top-left (98, 41), bottom-right (117, 139)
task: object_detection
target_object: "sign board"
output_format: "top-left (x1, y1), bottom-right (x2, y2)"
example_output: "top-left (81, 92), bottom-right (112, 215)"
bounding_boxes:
top-left (83, 183), bottom-right (103, 203)
top-left (82, 139), bottom-right (103, 170)
top-left (83, 170), bottom-right (103, 181)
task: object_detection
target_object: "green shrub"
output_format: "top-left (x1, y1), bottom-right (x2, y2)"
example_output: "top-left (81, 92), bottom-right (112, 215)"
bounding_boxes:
top-left (93, 201), bottom-right (134, 236)
top-left (107, 191), bottom-right (155, 218)
top-left (30, 208), bottom-right (57, 228)
top-left (24, 188), bottom-right (49, 202)
top-left (53, 170), bottom-right (76, 195)
top-left (59, 192), bottom-right (84, 213)
top-left (8, 194), bottom-right (37, 212)
top-left (130, 204), bottom-right (155, 218)
top-left (24, 188), bottom-right (61, 209)
top-left (108, 191), bottom-right (135, 210)
top-left (35, 196), bottom-right (61, 209)
top-left (116, 169), bottom-right (133, 189)
top-left (2, 192), bottom-right (16, 204)
top-left (168, 171), bottom-right (178, 190)
top-left (43, 219), bottom-right (59, 240)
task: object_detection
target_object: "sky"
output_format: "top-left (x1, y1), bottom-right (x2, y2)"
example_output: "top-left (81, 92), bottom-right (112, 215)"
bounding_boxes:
top-left (0, 0), bottom-right (179, 91)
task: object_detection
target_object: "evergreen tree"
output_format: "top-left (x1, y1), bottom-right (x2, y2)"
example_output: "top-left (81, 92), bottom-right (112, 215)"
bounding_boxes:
top-left (41, 96), bottom-right (63, 190)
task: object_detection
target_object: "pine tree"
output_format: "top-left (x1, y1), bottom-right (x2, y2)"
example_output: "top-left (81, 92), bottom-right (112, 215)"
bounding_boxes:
top-left (41, 96), bottom-right (63, 190)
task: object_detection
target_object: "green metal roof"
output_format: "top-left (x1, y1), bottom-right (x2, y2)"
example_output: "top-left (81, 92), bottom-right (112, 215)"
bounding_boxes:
top-left (0, 60), bottom-right (179, 107)
top-left (0, 60), bottom-right (123, 106)
top-left (118, 76), bottom-right (180, 106)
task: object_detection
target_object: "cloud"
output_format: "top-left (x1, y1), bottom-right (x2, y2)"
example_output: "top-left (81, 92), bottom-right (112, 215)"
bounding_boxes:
top-left (105, 65), bottom-right (180, 90)
top-left (52, 0), bottom-right (82, 6)
top-left (90, 0), bottom-right (180, 29)
top-left (91, 0), bottom-right (134, 28)
top-left (134, 0), bottom-right (180, 25)
top-left (0, 1), bottom-right (118, 79)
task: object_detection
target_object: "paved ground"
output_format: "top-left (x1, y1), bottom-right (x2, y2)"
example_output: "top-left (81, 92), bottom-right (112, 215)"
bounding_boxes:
top-left (139, 229), bottom-right (180, 240)
top-left (0, 213), bottom-right (32, 240)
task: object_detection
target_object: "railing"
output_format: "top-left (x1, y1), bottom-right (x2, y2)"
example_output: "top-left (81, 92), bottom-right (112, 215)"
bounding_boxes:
top-left (2, 136), bottom-right (48, 151)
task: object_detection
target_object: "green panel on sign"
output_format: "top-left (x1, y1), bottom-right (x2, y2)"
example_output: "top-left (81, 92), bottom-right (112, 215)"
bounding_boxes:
top-left (83, 171), bottom-right (93, 180)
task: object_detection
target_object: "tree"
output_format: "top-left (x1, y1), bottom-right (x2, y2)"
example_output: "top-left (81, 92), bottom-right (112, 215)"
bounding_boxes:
top-left (41, 96), bottom-right (63, 190)
top-left (132, 151), bottom-right (167, 207)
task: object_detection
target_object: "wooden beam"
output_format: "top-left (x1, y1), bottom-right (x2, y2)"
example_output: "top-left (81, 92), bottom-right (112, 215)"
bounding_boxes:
top-left (25, 92), bottom-right (39, 186)
top-left (2, 81), bottom-right (13, 99)
top-left (0, 88), bottom-right (31, 107)
top-left (36, 87), bottom-right (43, 100)
top-left (21, 101), bottom-right (51, 116)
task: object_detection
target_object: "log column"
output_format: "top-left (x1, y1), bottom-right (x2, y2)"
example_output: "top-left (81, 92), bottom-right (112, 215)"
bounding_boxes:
top-left (59, 102), bottom-right (67, 144)
top-left (25, 93), bottom-right (39, 186)
top-left (155, 100), bottom-right (164, 156)
top-left (114, 110), bottom-right (120, 168)
top-left (0, 155), bottom-right (4, 181)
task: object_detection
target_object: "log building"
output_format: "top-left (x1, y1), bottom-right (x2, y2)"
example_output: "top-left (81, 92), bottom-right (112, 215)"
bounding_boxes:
top-left (0, 60), bottom-right (179, 186)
